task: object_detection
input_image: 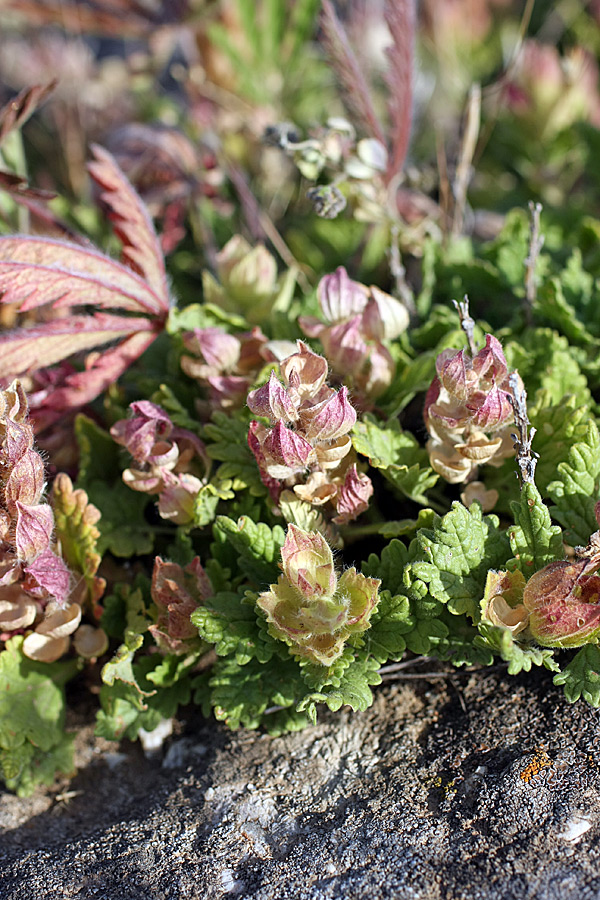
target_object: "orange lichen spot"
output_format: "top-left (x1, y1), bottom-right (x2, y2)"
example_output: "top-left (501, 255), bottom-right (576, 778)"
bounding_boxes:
top-left (519, 747), bottom-right (552, 783)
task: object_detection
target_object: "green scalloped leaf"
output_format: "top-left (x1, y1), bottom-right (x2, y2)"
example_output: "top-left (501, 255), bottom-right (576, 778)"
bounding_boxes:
top-left (507, 482), bottom-right (564, 576)
top-left (297, 652), bottom-right (381, 723)
top-left (352, 415), bottom-right (438, 504)
top-left (203, 655), bottom-right (306, 731)
top-left (0, 637), bottom-right (77, 795)
top-left (362, 538), bottom-right (412, 596)
top-left (553, 645), bottom-right (600, 706)
top-left (213, 515), bottom-right (285, 586)
top-left (191, 590), bottom-right (274, 664)
top-left (408, 502), bottom-right (511, 620)
top-left (203, 412), bottom-right (266, 495)
top-left (366, 591), bottom-right (414, 663)
top-left (474, 624), bottom-right (559, 675)
top-left (547, 420), bottom-right (600, 547)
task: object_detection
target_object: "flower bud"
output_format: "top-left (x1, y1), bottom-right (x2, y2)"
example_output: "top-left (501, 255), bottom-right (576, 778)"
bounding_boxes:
top-left (257, 525), bottom-right (380, 665)
top-left (149, 555), bottom-right (211, 654)
top-left (247, 370), bottom-right (297, 423)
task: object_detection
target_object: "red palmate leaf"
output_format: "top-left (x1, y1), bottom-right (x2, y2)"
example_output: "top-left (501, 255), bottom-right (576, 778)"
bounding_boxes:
top-left (88, 144), bottom-right (169, 302)
top-left (0, 146), bottom-right (170, 419)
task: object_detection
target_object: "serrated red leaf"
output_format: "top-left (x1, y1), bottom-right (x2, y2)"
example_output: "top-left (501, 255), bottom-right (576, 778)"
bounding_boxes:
top-left (0, 313), bottom-right (156, 377)
top-left (0, 236), bottom-right (166, 315)
top-left (88, 144), bottom-right (169, 305)
top-left (0, 144), bottom-right (172, 418)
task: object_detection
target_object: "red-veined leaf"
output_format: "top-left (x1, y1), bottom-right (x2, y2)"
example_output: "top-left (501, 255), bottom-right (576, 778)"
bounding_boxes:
top-left (35, 330), bottom-right (161, 413)
top-left (0, 313), bottom-right (157, 377)
top-left (0, 236), bottom-right (166, 315)
top-left (88, 144), bottom-right (170, 305)
top-left (0, 145), bottom-right (171, 419)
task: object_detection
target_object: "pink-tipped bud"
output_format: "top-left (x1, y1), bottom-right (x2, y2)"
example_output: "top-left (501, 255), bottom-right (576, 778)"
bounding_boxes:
top-left (111, 401), bottom-right (173, 463)
top-left (149, 555), bottom-right (212, 654)
top-left (280, 342), bottom-right (329, 400)
top-left (182, 327), bottom-right (241, 372)
top-left (14, 502), bottom-right (54, 562)
top-left (257, 525), bottom-right (380, 666)
top-left (261, 421), bottom-right (314, 478)
top-left (333, 464), bottom-right (373, 524)
top-left (317, 266), bottom-right (368, 323)
top-left (299, 386), bottom-right (357, 443)
top-left (247, 370), bottom-right (297, 423)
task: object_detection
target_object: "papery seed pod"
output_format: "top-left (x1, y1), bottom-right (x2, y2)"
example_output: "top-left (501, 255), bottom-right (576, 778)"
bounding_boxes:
top-left (523, 560), bottom-right (600, 648)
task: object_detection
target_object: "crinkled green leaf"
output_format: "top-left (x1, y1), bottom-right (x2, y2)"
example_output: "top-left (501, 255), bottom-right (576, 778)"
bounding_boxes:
top-left (192, 478), bottom-right (235, 528)
top-left (505, 328), bottom-right (591, 409)
top-left (100, 586), bottom-right (152, 701)
top-left (96, 655), bottom-right (192, 741)
top-left (202, 412), bottom-right (266, 495)
top-left (507, 482), bottom-right (564, 576)
top-left (474, 624), bottom-right (559, 675)
top-left (547, 420), bottom-right (600, 546)
top-left (528, 398), bottom-right (590, 494)
top-left (213, 515), bottom-right (285, 586)
top-left (553, 645), bottom-right (600, 706)
top-left (0, 637), bottom-right (77, 794)
top-left (352, 415), bottom-right (438, 504)
top-left (191, 590), bottom-right (274, 664)
top-left (408, 502), bottom-right (511, 620)
top-left (365, 591), bottom-right (413, 663)
top-left (362, 538), bottom-right (412, 596)
top-left (404, 617), bottom-right (449, 655)
top-left (535, 276), bottom-right (599, 348)
top-left (204, 655), bottom-right (305, 731)
top-left (75, 414), bottom-right (154, 557)
top-left (297, 652), bottom-right (381, 722)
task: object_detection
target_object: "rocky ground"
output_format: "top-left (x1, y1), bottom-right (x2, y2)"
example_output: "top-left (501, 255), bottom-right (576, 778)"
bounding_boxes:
top-left (1, 663), bottom-right (599, 900)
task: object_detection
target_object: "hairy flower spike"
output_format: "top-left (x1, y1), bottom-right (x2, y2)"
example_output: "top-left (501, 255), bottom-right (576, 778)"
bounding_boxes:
top-left (257, 525), bottom-right (380, 665)
top-left (247, 343), bottom-right (372, 524)
top-left (300, 267), bottom-right (408, 402)
top-left (424, 333), bottom-right (517, 483)
top-left (111, 401), bottom-right (208, 525)
top-left (149, 556), bottom-right (212, 654)
top-left (0, 380), bottom-right (94, 664)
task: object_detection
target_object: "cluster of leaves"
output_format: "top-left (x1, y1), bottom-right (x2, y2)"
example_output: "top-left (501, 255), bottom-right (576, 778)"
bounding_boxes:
top-left (2, 0), bottom-right (600, 796)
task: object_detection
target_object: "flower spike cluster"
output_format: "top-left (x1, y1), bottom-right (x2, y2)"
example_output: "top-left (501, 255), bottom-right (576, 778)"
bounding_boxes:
top-left (0, 381), bottom-right (102, 662)
top-left (111, 400), bottom-right (209, 524)
top-left (247, 342), bottom-right (373, 523)
top-left (149, 555), bottom-right (212, 655)
top-left (299, 266), bottom-right (409, 403)
top-left (424, 334), bottom-right (516, 483)
top-left (257, 524), bottom-right (380, 666)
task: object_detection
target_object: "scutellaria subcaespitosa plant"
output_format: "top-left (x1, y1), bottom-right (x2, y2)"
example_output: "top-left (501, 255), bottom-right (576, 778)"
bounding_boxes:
top-left (2, 0), bottom-right (600, 794)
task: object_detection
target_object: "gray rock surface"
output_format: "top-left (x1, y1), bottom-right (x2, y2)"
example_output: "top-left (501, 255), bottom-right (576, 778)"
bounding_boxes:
top-left (1, 665), bottom-right (600, 900)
